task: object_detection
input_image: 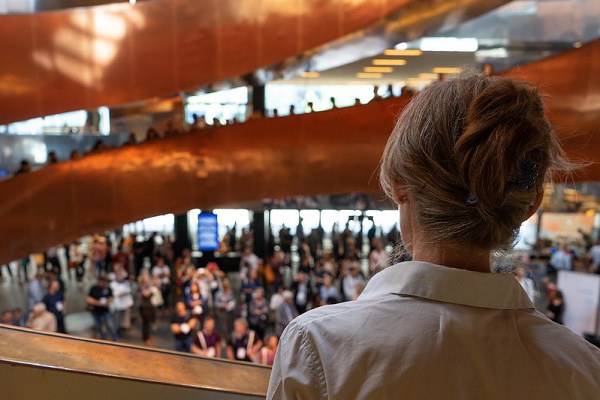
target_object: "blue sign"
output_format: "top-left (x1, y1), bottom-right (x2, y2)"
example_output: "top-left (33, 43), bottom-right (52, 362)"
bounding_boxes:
top-left (197, 212), bottom-right (219, 251)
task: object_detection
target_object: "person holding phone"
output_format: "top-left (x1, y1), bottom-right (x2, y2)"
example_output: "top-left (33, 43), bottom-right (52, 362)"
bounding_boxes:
top-left (170, 301), bottom-right (196, 352)
top-left (87, 277), bottom-right (117, 341)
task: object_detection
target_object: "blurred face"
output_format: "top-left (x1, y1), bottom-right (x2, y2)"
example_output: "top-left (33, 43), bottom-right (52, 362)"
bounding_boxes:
top-left (234, 321), bottom-right (247, 336)
top-left (176, 302), bottom-right (186, 316)
top-left (50, 281), bottom-right (60, 293)
top-left (191, 283), bottom-right (199, 293)
top-left (2, 312), bottom-right (12, 324)
top-left (268, 336), bottom-right (279, 350)
top-left (204, 319), bottom-right (214, 333)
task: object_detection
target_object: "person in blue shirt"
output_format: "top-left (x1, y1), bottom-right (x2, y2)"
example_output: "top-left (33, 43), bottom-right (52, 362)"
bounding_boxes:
top-left (43, 280), bottom-right (66, 333)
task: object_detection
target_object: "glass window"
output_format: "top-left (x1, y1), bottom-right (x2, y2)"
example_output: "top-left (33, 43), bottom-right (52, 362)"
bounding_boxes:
top-left (185, 86), bottom-right (249, 125)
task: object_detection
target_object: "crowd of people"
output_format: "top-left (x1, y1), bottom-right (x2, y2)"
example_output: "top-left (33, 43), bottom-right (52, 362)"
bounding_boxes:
top-left (0, 219), bottom-right (399, 366)
top-left (2, 219), bottom-right (599, 363)
top-left (8, 83), bottom-right (411, 179)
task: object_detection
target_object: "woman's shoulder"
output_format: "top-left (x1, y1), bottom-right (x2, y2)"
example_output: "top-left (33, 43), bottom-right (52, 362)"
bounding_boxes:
top-left (286, 301), bottom-right (365, 337)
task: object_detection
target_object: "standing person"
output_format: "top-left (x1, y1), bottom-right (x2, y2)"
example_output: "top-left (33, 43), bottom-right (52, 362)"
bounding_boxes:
top-left (170, 301), bottom-right (196, 352)
top-left (369, 238), bottom-right (388, 273)
top-left (152, 257), bottom-right (171, 309)
top-left (319, 274), bottom-right (339, 304)
top-left (247, 288), bottom-right (269, 340)
top-left (589, 241), bottom-right (600, 273)
top-left (69, 241), bottom-right (86, 282)
top-left (191, 316), bottom-right (221, 358)
top-left (342, 263), bottom-right (365, 301)
top-left (132, 238), bottom-right (145, 279)
top-left (0, 263), bottom-right (13, 281)
top-left (27, 273), bottom-right (45, 312)
top-left (240, 269), bottom-right (261, 308)
top-left (549, 244), bottom-right (573, 276)
top-left (42, 280), bottom-right (66, 333)
top-left (291, 272), bottom-right (311, 314)
top-left (111, 244), bottom-right (130, 278)
top-left (110, 271), bottom-right (134, 331)
top-left (215, 279), bottom-right (237, 343)
top-left (547, 290), bottom-right (565, 325)
top-left (138, 276), bottom-right (156, 345)
top-left (86, 277), bottom-right (117, 341)
top-left (90, 237), bottom-right (107, 277)
top-left (186, 282), bottom-right (204, 325)
top-left (275, 291), bottom-right (298, 337)
top-left (256, 335), bottom-right (278, 366)
top-left (514, 266), bottom-right (536, 302)
top-left (44, 246), bottom-right (61, 274)
top-left (227, 318), bottom-right (261, 362)
top-left (267, 74), bottom-right (600, 399)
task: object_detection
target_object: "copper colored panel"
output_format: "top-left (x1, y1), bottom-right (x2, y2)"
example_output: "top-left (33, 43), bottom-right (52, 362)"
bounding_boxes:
top-left (0, 0), bottom-right (421, 124)
top-left (0, 325), bottom-right (270, 398)
top-left (0, 40), bottom-right (600, 264)
top-left (0, 95), bottom-right (408, 264)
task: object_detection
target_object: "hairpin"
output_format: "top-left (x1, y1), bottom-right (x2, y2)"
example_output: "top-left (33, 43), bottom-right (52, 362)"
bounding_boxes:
top-left (466, 193), bottom-right (478, 206)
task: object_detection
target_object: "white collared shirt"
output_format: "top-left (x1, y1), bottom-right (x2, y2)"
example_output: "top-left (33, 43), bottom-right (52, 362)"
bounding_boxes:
top-left (268, 261), bottom-right (600, 400)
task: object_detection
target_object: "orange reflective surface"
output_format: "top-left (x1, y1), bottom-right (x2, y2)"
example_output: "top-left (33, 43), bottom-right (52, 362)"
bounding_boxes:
top-left (0, 40), bottom-right (599, 264)
top-left (0, 0), bottom-right (419, 125)
top-left (0, 325), bottom-right (270, 398)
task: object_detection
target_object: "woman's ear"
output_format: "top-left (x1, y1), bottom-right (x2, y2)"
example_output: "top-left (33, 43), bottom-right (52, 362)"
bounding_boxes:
top-left (524, 191), bottom-right (544, 221)
top-left (394, 185), bottom-right (410, 204)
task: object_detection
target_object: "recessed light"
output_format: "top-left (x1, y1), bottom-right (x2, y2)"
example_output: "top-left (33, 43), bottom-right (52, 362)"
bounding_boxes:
top-left (356, 72), bottom-right (384, 79)
top-left (301, 72), bottom-right (320, 78)
top-left (432, 67), bottom-right (462, 74)
top-left (384, 49), bottom-right (422, 56)
top-left (372, 59), bottom-right (407, 66)
top-left (364, 67), bottom-right (393, 73)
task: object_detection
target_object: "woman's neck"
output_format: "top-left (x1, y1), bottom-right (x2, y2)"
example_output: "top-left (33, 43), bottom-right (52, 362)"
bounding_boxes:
top-left (411, 241), bottom-right (491, 273)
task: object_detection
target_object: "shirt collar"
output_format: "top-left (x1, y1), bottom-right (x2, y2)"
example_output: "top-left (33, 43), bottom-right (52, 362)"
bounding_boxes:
top-left (358, 261), bottom-right (534, 310)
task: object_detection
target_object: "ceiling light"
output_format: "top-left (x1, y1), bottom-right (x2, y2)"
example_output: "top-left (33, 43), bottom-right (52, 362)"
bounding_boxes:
top-left (356, 72), bottom-right (383, 79)
top-left (432, 67), bottom-right (462, 74)
top-left (395, 42), bottom-right (408, 50)
top-left (384, 49), bottom-right (422, 56)
top-left (372, 59), bottom-right (406, 66)
top-left (419, 73), bottom-right (438, 79)
top-left (301, 72), bottom-right (320, 78)
top-left (420, 37), bottom-right (478, 52)
top-left (364, 66), bottom-right (393, 73)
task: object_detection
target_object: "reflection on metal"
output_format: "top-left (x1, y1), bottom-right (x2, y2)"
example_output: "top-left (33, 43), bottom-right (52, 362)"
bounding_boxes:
top-left (0, 325), bottom-right (269, 399)
top-left (0, 95), bottom-right (409, 264)
top-left (0, 39), bottom-right (599, 264)
top-left (501, 39), bottom-right (600, 178)
top-left (0, 0), bottom-right (411, 124)
top-left (0, 0), bottom-right (511, 124)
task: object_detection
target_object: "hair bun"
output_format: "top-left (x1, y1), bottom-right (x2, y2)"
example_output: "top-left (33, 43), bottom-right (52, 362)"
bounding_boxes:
top-left (455, 78), bottom-right (549, 221)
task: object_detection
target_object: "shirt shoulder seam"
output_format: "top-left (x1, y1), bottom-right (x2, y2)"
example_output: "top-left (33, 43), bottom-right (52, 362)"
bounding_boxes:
top-left (296, 322), bottom-right (328, 400)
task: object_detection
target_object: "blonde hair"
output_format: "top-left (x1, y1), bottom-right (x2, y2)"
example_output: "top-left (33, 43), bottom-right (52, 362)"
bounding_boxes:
top-left (380, 73), bottom-right (569, 250)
